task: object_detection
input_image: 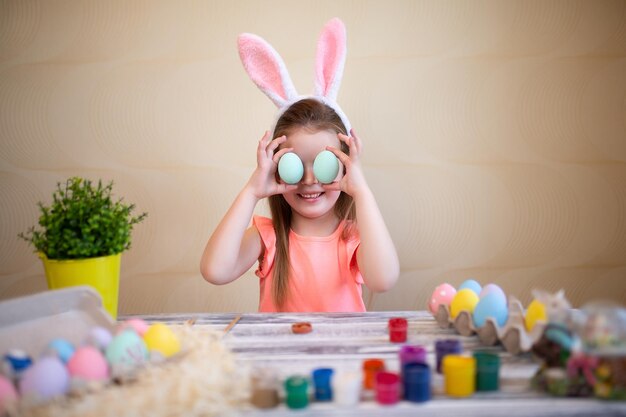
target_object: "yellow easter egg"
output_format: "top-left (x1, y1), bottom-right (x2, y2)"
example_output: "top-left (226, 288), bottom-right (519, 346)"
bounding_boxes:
top-left (450, 288), bottom-right (480, 319)
top-left (525, 299), bottom-right (547, 332)
top-left (143, 323), bottom-right (181, 358)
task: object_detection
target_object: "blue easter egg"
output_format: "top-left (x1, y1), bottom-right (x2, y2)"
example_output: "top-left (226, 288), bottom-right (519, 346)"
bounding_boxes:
top-left (313, 150), bottom-right (339, 184)
top-left (47, 339), bottom-right (75, 363)
top-left (473, 292), bottom-right (508, 328)
top-left (459, 279), bottom-right (482, 295)
top-left (278, 153), bottom-right (304, 184)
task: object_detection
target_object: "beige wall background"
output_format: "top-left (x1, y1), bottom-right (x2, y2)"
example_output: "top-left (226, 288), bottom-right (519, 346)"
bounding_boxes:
top-left (1, 0), bottom-right (625, 314)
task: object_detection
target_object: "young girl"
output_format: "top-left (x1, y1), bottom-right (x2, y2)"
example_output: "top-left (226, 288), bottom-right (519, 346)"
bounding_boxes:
top-left (200, 19), bottom-right (399, 312)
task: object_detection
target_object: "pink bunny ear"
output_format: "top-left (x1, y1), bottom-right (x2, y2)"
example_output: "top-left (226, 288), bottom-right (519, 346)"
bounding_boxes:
top-left (238, 33), bottom-right (298, 108)
top-left (314, 18), bottom-right (347, 101)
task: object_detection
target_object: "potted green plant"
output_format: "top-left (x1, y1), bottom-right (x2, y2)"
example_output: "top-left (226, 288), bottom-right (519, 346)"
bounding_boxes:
top-left (19, 177), bottom-right (147, 319)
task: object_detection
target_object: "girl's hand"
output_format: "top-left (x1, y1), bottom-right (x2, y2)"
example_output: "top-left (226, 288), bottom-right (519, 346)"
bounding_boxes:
top-left (246, 131), bottom-right (297, 200)
top-left (323, 129), bottom-right (370, 199)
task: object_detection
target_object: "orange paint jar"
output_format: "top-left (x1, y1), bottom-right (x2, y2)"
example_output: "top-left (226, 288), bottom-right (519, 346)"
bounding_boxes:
top-left (362, 359), bottom-right (385, 390)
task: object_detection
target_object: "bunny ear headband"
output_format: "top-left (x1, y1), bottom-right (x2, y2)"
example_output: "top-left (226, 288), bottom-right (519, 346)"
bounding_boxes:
top-left (237, 18), bottom-right (352, 135)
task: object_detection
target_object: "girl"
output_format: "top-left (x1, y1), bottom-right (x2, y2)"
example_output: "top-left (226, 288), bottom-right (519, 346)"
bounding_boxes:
top-left (200, 99), bottom-right (399, 312)
top-left (200, 19), bottom-right (399, 312)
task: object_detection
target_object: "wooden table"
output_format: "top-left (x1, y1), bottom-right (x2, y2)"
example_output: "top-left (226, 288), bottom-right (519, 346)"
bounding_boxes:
top-left (126, 311), bottom-right (626, 416)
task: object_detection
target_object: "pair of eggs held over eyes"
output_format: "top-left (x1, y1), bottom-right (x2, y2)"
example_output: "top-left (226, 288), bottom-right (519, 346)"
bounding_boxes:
top-left (278, 151), bottom-right (340, 184)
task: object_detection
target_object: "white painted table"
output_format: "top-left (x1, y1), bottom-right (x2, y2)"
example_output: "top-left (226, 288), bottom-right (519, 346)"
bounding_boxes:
top-left (126, 311), bottom-right (626, 416)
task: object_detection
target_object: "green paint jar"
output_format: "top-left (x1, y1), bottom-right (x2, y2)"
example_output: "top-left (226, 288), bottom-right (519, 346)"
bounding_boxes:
top-left (474, 351), bottom-right (500, 392)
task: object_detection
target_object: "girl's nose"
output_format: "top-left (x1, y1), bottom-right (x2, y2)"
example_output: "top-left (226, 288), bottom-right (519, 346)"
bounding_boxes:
top-left (301, 166), bottom-right (318, 185)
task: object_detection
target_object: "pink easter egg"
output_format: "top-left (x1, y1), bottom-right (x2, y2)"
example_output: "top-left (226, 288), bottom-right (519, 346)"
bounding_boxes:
top-left (428, 283), bottom-right (457, 314)
top-left (67, 346), bottom-right (109, 381)
top-left (118, 318), bottom-right (149, 336)
top-left (0, 375), bottom-right (18, 415)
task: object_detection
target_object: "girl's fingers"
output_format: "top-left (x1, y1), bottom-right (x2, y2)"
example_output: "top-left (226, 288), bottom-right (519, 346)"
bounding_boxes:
top-left (257, 131), bottom-right (271, 160)
top-left (350, 129), bottom-right (363, 154)
top-left (325, 145), bottom-right (351, 167)
top-left (259, 131), bottom-right (271, 147)
top-left (267, 135), bottom-right (286, 157)
top-left (337, 132), bottom-right (350, 148)
top-left (338, 133), bottom-right (359, 161)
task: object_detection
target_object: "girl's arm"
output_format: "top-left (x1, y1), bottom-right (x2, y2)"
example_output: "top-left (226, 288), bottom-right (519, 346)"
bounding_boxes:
top-left (200, 132), bottom-right (296, 285)
top-left (324, 130), bottom-right (400, 292)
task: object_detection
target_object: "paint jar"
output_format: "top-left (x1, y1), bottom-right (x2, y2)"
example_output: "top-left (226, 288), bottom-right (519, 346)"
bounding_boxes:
top-left (474, 351), bottom-right (500, 392)
top-left (375, 371), bottom-right (401, 405)
top-left (399, 345), bottom-right (427, 368)
top-left (443, 355), bottom-right (476, 397)
top-left (403, 362), bottom-right (431, 402)
top-left (362, 359), bottom-right (385, 390)
top-left (435, 339), bottom-right (462, 373)
top-left (312, 368), bottom-right (334, 401)
top-left (250, 369), bottom-right (280, 408)
top-left (332, 370), bottom-right (362, 406)
top-left (388, 317), bottom-right (408, 343)
top-left (285, 375), bottom-right (309, 409)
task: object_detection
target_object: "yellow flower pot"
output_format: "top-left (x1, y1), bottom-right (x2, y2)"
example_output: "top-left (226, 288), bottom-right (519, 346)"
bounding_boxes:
top-left (39, 252), bottom-right (121, 319)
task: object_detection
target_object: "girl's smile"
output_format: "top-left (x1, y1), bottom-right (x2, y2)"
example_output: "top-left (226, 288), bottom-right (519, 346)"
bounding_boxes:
top-left (298, 192), bottom-right (323, 201)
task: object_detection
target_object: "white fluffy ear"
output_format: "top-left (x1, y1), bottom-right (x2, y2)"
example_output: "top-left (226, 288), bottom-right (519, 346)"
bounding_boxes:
top-left (531, 289), bottom-right (549, 304)
top-left (314, 18), bottom-right (347, 101)
top-left (238, 33), bottom-right (298, 108)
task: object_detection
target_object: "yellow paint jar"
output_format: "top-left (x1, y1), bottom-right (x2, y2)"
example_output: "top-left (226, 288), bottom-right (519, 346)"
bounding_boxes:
top-left (443, 355), bottom-right (476, 397)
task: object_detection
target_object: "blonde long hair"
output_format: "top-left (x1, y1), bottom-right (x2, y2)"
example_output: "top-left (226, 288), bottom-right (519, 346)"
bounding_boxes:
top-left (268, 98), bottom-right (356, 309)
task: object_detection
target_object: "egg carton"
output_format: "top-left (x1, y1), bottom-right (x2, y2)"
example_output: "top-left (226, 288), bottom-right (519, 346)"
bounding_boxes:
top-left (0, 285), bottom-right (115, 359)
top-left (1, 286), bottom-right (192, 405)
top-left (433, 297), bottom-right (547, 355)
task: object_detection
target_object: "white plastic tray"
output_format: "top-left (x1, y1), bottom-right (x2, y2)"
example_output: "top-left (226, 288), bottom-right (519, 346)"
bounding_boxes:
top-left (0, 286), bottom-right (115, 358)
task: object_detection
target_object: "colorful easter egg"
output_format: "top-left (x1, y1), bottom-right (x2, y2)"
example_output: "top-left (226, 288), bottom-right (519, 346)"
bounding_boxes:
top-left (47, 339), bottom-right (75, 363)
top-left (450, 289), bottom-right (480, 319)
top-left (118, 319), bottom-right (149, 336)
top-left (278, 152), bottom-right (304, 184)
top-left (473, 293), bottom-right (509, 327)
top-left (525, 299), bottom-right (547, 332)
top-left (85, 326), bottom-right (113, 350)
top-left (67, 346), bottom-right (109, 381)
top-left (313, 150), bottom-right (340, 183)
top-left (459, 279), bottom-right (482, 295)
top-left (143, 323), bottom-right (181, 358)
top-left (105, 329), bottom-right (148, 370)
top-left (0, 375), bottom-right (18, 415)
top-left (428, 283), bottom-right (457, 314)
top-left (19, 357), bottom-right (69, 402)
top-left (479, 284), bottom-right (506, 302)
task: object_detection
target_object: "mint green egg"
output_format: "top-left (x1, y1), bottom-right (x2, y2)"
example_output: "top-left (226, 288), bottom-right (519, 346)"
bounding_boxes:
top-left (278, 153), bottom-right (304, 184)
top-left (313, 150), bottom-right (339, 183)
top-left (105, 329), bottom-right (148, 368)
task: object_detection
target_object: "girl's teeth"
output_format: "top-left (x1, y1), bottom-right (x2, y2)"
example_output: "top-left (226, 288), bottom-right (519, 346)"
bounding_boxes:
top-left (301, 193), bottom-right (321, 198)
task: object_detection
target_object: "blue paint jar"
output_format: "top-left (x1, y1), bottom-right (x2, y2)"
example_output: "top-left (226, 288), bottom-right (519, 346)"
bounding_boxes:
top-left (312, 368), bottom-right (334, 401)
top-left (403, 362), bottom-right (431, 402)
